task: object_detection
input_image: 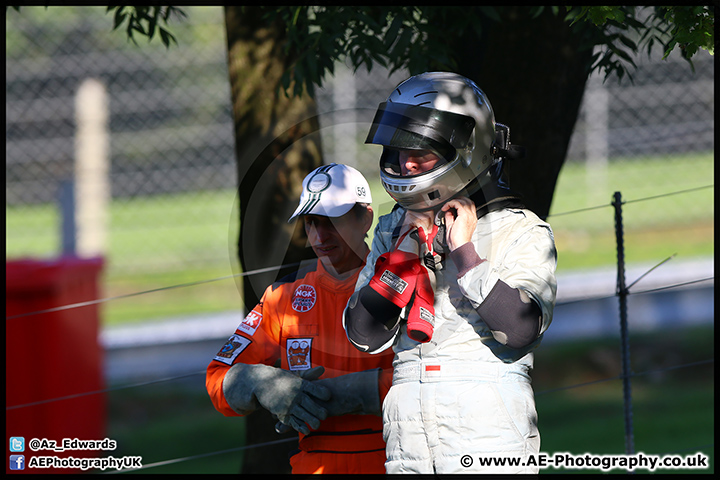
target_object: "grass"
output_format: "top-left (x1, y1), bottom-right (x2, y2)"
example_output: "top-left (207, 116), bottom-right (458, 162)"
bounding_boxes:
top-left (98, 266), bottom-right (244, 326)
top-left (552, 220), bottom-right (714, 272)
top-left (548, 152), bottom-right (714, 272)
top-left (536, 382), bottom-right (713, 474)
top-left (548, 152), bottom-right (714, 230)
top-left (104, 378), bottom-right (247, 474)
top-left (6, 150), bottom-right (711, 473)
top-left (532, 324), bottom-right (715, 474)
top-left (5, 151), bottom-right (714, 326)
top-left (97, 325), bottom-right (713, 474)
top-left (6, 190), bottom-right (243, 325)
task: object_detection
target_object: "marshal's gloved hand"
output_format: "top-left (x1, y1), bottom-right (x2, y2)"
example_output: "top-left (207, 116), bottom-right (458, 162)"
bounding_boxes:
top-left (312, 368), bottom-right (382, 417)
top-left (223, 363), bottom-right (330, 435)
top-left (275, 368), bottom-right (382, 434)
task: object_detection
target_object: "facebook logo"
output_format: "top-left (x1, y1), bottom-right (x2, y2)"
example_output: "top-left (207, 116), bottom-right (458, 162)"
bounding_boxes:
top-left (10, 437), bottom-right (25, 452)
top-left (9, 455), bottom-right (25, 470)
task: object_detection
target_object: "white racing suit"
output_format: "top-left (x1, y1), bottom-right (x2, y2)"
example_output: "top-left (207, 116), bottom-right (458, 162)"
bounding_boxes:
top-left (344, 204), bottom-right (557, 474)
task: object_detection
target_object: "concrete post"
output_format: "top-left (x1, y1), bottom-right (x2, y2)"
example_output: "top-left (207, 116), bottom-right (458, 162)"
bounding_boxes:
top-left (74, 78), bottom-right (110, 257)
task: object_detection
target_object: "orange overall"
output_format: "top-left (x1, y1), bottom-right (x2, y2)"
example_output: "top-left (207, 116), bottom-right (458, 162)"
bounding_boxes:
top-left (207, 259), bottom-right (394, 474)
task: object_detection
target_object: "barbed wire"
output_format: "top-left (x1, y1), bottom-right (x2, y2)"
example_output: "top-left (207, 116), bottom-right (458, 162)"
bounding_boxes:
top-left (5, 371), bottom-right (206, 411)
top-left (3, 264), bottom-right (714, 410)
top-left (9, 354), bottom-right (714, 472)
top-left (620, 184), bottom-right (714, 206)
top-left (545, 184), bottom-right (713, 219)
top-left (6, 351), bottom-right (714, 412)
top-left (6, 184), bottom-right (714, 472)
top-left (95, 357), bottom-right (711, 473)
top-left (556, 276), bottom-right (714, 307)
top-left (533, 359), bottom-right (714, 397)
top-left (6, 184), bottom-right (714, 321)
top-left (5, 255), bottom-right (714, 443)
top-left (5, 262), bottom-right (300, 321)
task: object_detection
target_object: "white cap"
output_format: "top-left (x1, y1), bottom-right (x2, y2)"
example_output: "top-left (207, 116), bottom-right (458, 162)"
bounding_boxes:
top-left (288, 163), bottom-right (372, 222)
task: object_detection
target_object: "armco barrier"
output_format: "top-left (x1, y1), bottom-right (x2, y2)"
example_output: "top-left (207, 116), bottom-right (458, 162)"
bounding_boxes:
top-left (6, 256), bottom-right (105, 474)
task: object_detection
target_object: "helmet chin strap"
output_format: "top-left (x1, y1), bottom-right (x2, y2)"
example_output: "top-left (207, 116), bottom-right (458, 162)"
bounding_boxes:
top-left (461, 161), bottom-right (524, 216)
top-left (497, 144), bottom-right (526, 161)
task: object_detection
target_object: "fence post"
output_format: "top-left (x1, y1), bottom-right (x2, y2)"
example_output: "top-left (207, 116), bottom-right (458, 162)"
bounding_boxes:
top-left (60, 180), bottom-right (76, 255)
top-left (331, 61), bottom-right (357, 165)
top-left (74, 78), bottom-right (110, 258)
top-left (585, 70), bottom-right (609, 206)
top-left (612, 191), bottom-right (635, 458)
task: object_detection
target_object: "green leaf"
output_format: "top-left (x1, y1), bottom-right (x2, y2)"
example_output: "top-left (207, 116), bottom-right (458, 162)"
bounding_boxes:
top-left (389, 27), bottom-right (413, 59)
top-left (148, 6), bottom-right (161, 40)
top-left (159, 27), bottom-right (177, 48)
top-left (565, 6), bottom-right (588, 26)
top-left (661, 41), bottom-right (677, 60)
top-left (131, 22), bottom-right (147, 36)
top-left (477, 6), bottom-right (501, 23)
top-left (529, 6), bottom-right (546, 19)
top-left (608, 43), bottom-right (636, 67)
top-left (624, 15), bottom-right (646, 30)
top-left (617, 34), bottom-right (637, 52)
top-left (306, 50), bottom-right (318, 83)
top-left (291, 6), bottom-right (303, 26)
top-left (112, 7), bottom-right (127, 31)
top-left (384, 13), bottom-right (404, 49)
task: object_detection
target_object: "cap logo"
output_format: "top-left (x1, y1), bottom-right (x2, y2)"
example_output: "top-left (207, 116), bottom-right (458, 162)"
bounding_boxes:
top-left (307, 172), bottom-right (331, 193)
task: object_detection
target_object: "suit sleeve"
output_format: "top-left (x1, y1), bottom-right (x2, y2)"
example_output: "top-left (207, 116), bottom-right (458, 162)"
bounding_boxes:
top-left (206, 288), bottom-right (282, 417)
top-left (455, 215), bottom-right (557, 342)
top-left (343, 210), bottom-right (406, 353)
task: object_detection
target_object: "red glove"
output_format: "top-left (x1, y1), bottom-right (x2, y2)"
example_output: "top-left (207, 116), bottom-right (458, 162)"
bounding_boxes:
top-left (368, 229), bottom-right (423, 308)
top-left (406, 224), bottom-right (439, 343)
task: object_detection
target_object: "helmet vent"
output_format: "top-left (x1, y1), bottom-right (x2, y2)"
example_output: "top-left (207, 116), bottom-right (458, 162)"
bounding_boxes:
top-left (382, 182), bottom-right (417, 194)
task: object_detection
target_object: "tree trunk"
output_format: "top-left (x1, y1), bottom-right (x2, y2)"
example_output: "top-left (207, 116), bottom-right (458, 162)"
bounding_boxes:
top-left (224, 6), bottom-right (323, 473)
top-left (225, 6), bottom-right (322, 310)
top-left (447, 7), bottom-right (597, 220)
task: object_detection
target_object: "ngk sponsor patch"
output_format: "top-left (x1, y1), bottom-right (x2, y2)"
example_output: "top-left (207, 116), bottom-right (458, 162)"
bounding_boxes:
top-left (292, 284), bottom-right (316, 312)
top-left (238, 310), bottom-right (262, 336)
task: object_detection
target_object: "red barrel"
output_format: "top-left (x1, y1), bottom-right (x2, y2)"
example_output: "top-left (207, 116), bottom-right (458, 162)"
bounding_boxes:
top-left (6, 256), bottom-right (105, 474)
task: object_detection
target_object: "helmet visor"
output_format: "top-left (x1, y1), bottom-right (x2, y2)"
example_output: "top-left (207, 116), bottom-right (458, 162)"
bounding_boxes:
top-left (365, 102), bottom-right (475, 162)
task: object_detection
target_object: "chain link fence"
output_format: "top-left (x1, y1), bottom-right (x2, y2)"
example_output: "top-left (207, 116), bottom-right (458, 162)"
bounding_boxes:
top-left (6, 6), bottom-right (714, 277)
